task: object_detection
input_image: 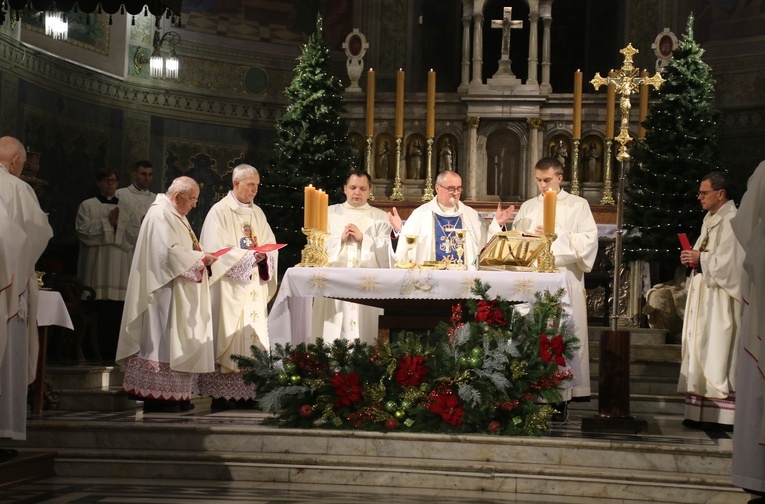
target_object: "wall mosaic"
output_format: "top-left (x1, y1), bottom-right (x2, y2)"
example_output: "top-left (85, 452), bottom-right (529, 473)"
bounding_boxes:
top-left (21, 12), bottom-right (111, 55)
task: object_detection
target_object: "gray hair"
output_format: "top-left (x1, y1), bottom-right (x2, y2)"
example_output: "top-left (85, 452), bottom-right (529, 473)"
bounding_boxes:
top-left (232, 164), bottom-right (259, 182)
top-left (436, 169), bottom-right (460, 186)
top-left (166, 176), bottom-right (198, 196)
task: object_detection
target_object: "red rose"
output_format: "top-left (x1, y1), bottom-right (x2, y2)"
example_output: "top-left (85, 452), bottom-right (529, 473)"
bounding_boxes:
top-left (426, 392), bottom-right (464, 426)
top-left (299, 404), bottom-right (313, 418)
top-left (488, 421), bottom-right (501, 433)
top-left (395, 355), bottom-right (429, 387)
top-left (475, 300), bottom-right (507, 326)
top-left (330, 372), bottom-right (363, 408)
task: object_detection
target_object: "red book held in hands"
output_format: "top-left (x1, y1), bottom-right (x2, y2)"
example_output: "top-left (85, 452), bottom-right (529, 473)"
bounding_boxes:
top-left (213, 247), bottom-right (233, 257)
top-left (677, 233), bottom-right (692, 251)
top-left (253, 243), bottom-right (287, 253)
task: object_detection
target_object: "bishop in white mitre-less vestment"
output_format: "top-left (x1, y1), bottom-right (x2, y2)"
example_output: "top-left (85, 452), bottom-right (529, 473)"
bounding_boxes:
top-left (0, 141), bottom-right (53, 440)
top-left (116, 181), bottom-right (216, 404)
top-left (311, 196), bottom-right (393, 344)
top-left (678, 198), bottom-right (743, 426)
top-left (731, 161), bottom-right (765, 496)
top-left (197, 166), bottom-right (277, 403)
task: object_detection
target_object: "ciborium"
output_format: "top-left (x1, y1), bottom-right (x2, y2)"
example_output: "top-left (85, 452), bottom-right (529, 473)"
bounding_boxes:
top-left (478, 230), bottom-right (550, 272)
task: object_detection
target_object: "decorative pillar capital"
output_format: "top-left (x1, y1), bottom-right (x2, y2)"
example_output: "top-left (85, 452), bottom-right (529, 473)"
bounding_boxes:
top-left (465, 116), bottom-right (480, 129)
top-left (527, 117), bottom-right (544, 130)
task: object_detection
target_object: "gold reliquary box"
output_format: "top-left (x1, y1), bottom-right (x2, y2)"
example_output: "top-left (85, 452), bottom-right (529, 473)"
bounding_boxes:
top-left (478, 231), bottom-right (546, 271)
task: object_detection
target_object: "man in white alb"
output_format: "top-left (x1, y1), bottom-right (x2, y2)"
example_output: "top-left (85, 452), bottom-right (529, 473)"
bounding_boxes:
top-left (115, 160), bottom-right (155, 263)
top-left (0, 136), bottom-right (53, 442)
top-left (116, 176), bottom-right (218, 413)
top-left (198, 164), bottom-right (278, 410)
top-left (513, 157), bottom-right (598, 410)
top-left (311, 170), bottom-right (393, 344)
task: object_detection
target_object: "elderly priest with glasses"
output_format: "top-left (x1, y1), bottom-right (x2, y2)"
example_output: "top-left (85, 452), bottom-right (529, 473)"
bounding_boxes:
top-left (388, 170), bottom-right (514, 268)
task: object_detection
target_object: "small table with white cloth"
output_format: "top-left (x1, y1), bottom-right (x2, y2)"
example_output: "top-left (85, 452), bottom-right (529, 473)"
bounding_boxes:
top-left (268, 267), bottom-right (574, 348)
top-left (32, 290), bottom-right (74, 413)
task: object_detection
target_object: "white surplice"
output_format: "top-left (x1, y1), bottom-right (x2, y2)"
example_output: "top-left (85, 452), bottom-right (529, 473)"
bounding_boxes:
top-left (731, 161), bottom-right (765, 493)
top-left (75, 196), bottom-right (135, 300)
top-left (197, 192), bottom-right (277, 400)
top-left (0, 163), bottom-right (53, 440)
top-left (678, 199), bottom-right (743, 425)
top-left (311, 202), bottom-right (393, 344)
top-left (115, 184), bottom-right (156, 263)
top-left (513, 189), bottom-right (599, 399)
top-left (394, 198), bottom-right (501, 269)
top-left (116, 194), bottom-right (215, 401)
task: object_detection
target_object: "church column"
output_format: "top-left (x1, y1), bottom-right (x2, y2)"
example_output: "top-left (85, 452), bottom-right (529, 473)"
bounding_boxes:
top-left (527, 11), bottom-right (539, 86)
top-left (540, 16), bottom-right (552, 93)
top-left (470, 13), bottom-right (484, 85)
top-left (459, 4), bottom-right (473, 91)
top-left (526, 118), bottom-right (544, 198)
top-left (465, 116), bottom-right (481, 200)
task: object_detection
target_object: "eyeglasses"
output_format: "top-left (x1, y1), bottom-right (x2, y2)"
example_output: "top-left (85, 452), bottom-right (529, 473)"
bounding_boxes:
top-left (182, 193), bottom-right (199, 203)
top-left (697, 189), bottom-right (720, 198)
top-left (438, 185), bottom-right (463, 193)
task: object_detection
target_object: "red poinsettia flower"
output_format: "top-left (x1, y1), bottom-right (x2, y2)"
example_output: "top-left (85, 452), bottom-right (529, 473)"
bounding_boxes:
top-left (539, 333), bottom-right (567, 367)
top-left (475, 300), bottom-right (507, 326)
top-left (395, 355), bottom-right (429, 386)
top-left (426, 392), bottom-right (464, 426)
top-left (331, 372), bottom-right (363, 407)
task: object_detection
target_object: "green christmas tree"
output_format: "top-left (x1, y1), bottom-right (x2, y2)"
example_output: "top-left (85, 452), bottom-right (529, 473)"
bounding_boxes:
top-left (258, 16), bottom-right (353, 274)
top-left (623, 15), bottom-right (723, 277)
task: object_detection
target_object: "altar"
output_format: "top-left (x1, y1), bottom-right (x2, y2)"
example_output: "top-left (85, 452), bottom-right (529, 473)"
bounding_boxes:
top-left (268, 267), bottom-right (574, 348)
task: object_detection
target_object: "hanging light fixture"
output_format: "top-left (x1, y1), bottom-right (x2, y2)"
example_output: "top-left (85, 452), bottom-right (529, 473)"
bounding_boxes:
top-left (45, 9), bottom-right (68, 40)
top-left (149, 30), bottom-right (164, 78)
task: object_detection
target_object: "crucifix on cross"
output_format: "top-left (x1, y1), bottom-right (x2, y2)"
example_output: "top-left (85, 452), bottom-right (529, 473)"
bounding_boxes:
top-left (491, 7), bottom-right (523, 65)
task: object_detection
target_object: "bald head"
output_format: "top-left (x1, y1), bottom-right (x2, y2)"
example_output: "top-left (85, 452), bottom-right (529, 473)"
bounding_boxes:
top-left (0, 136), bottom-right (27, 177)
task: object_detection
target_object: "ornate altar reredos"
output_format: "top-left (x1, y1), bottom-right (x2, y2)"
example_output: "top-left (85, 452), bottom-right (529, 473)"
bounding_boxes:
top-left (21, 151), bottom-right (49, 197)
top-left (478, 230), bottom-right (546, 271)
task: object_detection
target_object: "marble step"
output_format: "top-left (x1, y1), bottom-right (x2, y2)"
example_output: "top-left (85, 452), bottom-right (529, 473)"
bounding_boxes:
top-left (14, 421), bottom-right (745, 503)
top-left (590, 374), bottom-right (679, 396)
top-left (588, 327), bottom-right (670, 346)
top-left (571, 392), bottom-right (685, 415)
top-left (0, 450), bottom-right (56, 489)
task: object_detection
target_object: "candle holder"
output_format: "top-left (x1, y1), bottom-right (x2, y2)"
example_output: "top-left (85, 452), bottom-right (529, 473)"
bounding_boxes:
top-left (422, 137), bottom-right (435, 201)
top-left (570, 138), bottom-right (581, 196)
top-left (455, 229), bottom-right (467, 270)
top-left (537, 233), bottom-right (558, 273)
top-left (297, 227), bottom-right (329, 267)
top-left (390, 136), bottom-right (404, 201)
top-left (365, 135), bottom-right (375, 200)
top-left (600, 138), bottom-right (615, 205)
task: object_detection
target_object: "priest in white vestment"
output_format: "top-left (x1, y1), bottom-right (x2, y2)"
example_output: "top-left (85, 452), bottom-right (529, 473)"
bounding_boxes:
top-left (115, 160), bottom-right (155, 264)
top-left (513, 157), bottom-right (598, 403)
top-left (731, 161), bottom-right (765, 498)
top-left (197, 165), bottom-right (277, 409)
top-left (0, 136), bottom-right (53, 440)
top-left (116, 176), bottom-right (218, 413)
top-left (678, 171), bottom-right (743, 428)
top-left (311, 170), bottom-right (393, 344)
top-left (388, 170), bottom-right (512, 269)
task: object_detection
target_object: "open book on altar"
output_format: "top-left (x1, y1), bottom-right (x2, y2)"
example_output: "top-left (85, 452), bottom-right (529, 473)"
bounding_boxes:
top-left (214, 243), bottom-right (287, 257)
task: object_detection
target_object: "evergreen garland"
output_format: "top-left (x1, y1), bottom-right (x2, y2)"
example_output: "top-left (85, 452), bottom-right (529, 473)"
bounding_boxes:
top-left (623, 14), bottom-right (724, 271)
top-left (258, 15), bottom-right (353, 274)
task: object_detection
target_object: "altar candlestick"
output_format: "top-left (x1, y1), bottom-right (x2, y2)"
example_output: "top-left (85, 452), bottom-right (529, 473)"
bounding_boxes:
top-left (573, 69), bottom-right (583, 138)
top-left (311, 188), bottom-right (321, 229)
top-left (543, 189), bottom-right (557, 234)
top-left (605, 70), bottom-right (616, 138)
top-left (638, 69), bottom-right (649, 139)
top-left (426, 69), bottom-right (436, 137)
top-left (395, 69), bottom-right (405, 137)
top-left (318, 190), bottom-right (328, 232)
top-left (366, 68), bottom-right (375, 137)
top-left (304, 185), bottom-right (316, 229)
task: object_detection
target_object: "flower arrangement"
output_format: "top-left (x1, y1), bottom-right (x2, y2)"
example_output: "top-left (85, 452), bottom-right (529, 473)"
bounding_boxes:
top-left (233, 280), bottom-right (578, 436)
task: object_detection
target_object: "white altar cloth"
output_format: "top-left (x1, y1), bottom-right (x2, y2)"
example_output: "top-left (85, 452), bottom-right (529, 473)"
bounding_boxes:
top-left (38, 290), bottom-right (74, 330)
top-left (268, 267), bottom-right (574, 348)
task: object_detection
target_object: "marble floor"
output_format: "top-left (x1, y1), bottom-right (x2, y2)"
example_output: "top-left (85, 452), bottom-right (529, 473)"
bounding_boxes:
top-left (0, 405), bottom-right (743, 504)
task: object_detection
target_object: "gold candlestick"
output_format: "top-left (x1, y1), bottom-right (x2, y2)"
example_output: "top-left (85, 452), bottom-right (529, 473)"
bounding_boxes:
top-left (455, 229), bottom-right (467, 269)
top-left (365, 135), bottom-right (375, 200)
top-left (600, 138), bottom-right (615, 204)
top-left (390, 136), bottom-right (404, 200)
top-left (297, 227), bottom-right (329, 267)
top-left (571, 138), bottom-right (581, 196)
top-left (422, 137), bottom-right (435, 201)
top-left (537, 232), bottom-right (558, 273)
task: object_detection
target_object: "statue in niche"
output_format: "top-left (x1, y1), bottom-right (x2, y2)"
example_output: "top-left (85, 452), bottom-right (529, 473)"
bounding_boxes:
top-left (551, 139), bottom-right (569, 171)
top-left (349, 136), bottom-right (363, 168)
top-left (377, 140), bottom-right (391, 179)
top-left (439, 138), bottom-right (454, 172)
top-left (584, 141), bottom-right (601, 182)
top-left (407, 139), bottom-right (423, 179)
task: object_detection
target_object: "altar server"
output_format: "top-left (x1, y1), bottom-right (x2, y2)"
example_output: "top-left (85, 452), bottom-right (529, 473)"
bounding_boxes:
top-left (513, 157), bottom-right (598, 403)
top-left (116, 176), bottom-right (218, 413)
top-left (0, 136), bottom-right (53, 440)
top-left (311, 170), bottom-right (392, 344)
top-left (198, 164), bottom-right (277, 410)
top-left (388, 170), bottom-right (513, 268)
top-left (115, 160), bottom-right (156, 263)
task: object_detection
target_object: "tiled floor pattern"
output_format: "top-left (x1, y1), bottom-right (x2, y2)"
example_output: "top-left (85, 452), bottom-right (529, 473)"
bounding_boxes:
top-left (0, 405), bottom-right (738, 503)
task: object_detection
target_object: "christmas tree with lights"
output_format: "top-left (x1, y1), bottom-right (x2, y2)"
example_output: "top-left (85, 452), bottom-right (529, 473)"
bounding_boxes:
top-left (623, 15), bottom-right (723, 277)
top-left (258, 16), bottom-right (353, 274)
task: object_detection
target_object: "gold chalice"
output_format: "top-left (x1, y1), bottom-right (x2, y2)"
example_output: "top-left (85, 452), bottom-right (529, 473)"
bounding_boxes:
top-left (395, 234), bottom-right (418, 268)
